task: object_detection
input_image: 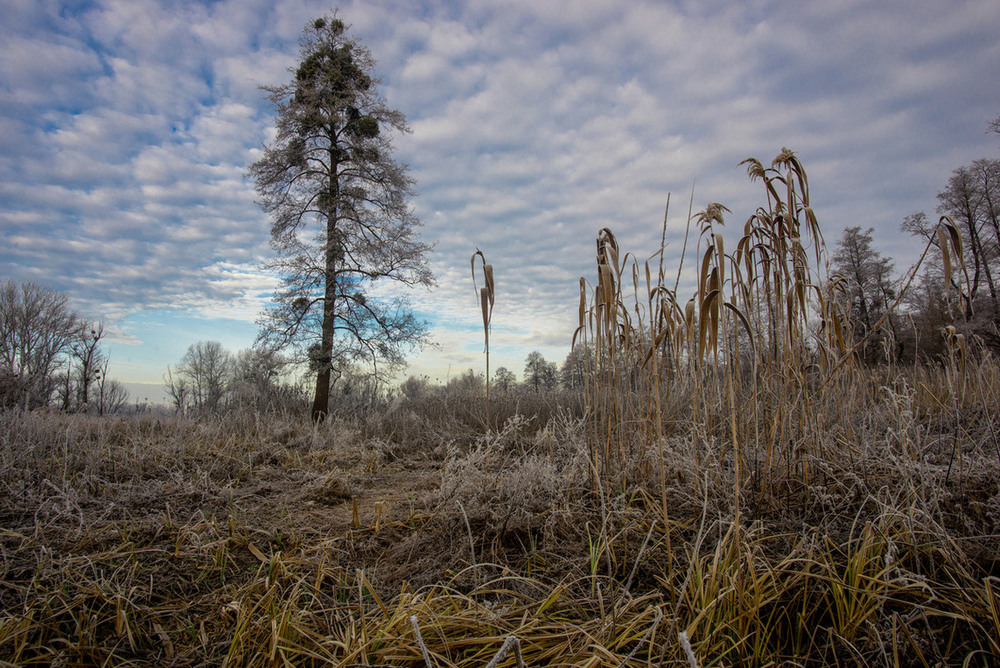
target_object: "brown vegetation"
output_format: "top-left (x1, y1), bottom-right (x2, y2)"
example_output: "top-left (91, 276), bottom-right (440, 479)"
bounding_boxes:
top-left (2, 151), bottom-right (999, 666)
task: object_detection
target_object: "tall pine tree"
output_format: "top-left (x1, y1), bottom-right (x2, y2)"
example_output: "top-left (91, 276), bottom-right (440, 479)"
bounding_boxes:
top-left (249, 15), bottom-right (434, 420)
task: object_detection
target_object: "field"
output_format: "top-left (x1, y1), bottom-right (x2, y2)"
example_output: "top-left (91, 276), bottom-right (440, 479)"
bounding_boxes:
top-left (3, 156), bottom-right (1000, 666)
top-left (2, 368), bottom-right (999, 667)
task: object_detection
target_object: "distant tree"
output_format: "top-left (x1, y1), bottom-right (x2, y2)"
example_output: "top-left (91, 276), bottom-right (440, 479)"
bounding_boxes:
top-left (989, 113), bottom-right (1000, 137)
top-left (898, 213), bottom-right (949, 358)
top-left (53, 363), bottom-right (73, 411)
top-left (542, 363), bottom-right (558, 390)
top-left (830, 227), bottom-right (900, 362)
top-left (447, 369), bottom-right (484, 395)
top-left (164, 366), bottom-right (190, 415)
top-left (229, 346), bottom-right (292, 411)
top-left (560, 344), bottom-right (592, 389)
top-left (399, 374), bottom-right (430, 400)
top-left (523, 351), bottom-right (557, 393)
top-left (71, 323), bottom-right (106, 412)
top-left (49, 322), bottom-right (116, 413)
top-left (175, 341), bottom-right (231, 414)
top-left (94, 358), bottom-right (129, 415)
top-left (492, 366), bottom-right (516, 392)
top-left (900, 211), bottom-right (936, 247)
top-left (936, 160), bottom-right (1000, 326)
top-left (0, 280), bottom-right (80, 408)
top-left (249, 14), bottom-right (434, 421)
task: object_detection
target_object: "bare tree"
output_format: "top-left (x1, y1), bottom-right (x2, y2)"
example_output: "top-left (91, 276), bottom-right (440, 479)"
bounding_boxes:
top-left (248, 14), bottom-right (434, 421)
top-left (937, 161), bottom-right (1000, 323)
top-left (164, 366), bottom-right (190, 415)
top-left (966, 159), bottom-right (1000, 278)
top-left (94, 358), bottom-right (129, 415)
top-left (523, 351), bottom-right (557, 393)
top-left (71, 323), bottom-right (106, 412)
top-left (53, 362), bottom-right (73, 411)
top-left (175, 341), bottom-right (231, 414)
top-left (830, 227), bottom-right (900, 362)
top-left (0, 280), bottom-right (80, 408)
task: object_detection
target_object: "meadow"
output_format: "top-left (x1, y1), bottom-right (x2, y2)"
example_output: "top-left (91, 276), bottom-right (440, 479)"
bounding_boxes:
top-left (2, 153), bottom-right (999, 666)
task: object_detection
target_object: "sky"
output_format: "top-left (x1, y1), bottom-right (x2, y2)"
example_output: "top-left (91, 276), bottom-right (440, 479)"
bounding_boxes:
top-left (2, 0), bottom-right (999, 404)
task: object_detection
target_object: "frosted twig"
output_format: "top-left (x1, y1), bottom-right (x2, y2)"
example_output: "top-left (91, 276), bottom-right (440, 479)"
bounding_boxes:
top-left (485, 635), bottom-right (525, 668)
top-left (410, 615), bottom-right (434, 667)
top-left (679, 630), bottom-right (700, 668)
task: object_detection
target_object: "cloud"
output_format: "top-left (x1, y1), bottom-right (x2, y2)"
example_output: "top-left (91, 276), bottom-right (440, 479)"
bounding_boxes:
top-left (1, 0), bottom-right (998, 387)
top-left (0, 0), bottom-right (280, 328)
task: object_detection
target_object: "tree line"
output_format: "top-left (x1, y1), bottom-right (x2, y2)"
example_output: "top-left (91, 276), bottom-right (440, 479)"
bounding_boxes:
top-left (163, 341), bottom-right (305, 416)
top-left (831, 153), bottom-right (1000, 362)
top-left (0, 280), bottom-right (128, 413)
top-left (398, 346), bottom-right (591, 400)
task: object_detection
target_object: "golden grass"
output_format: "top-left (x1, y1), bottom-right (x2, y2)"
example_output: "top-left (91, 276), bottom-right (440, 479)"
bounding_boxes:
top-left (1, 394), bottom-right (998, 665)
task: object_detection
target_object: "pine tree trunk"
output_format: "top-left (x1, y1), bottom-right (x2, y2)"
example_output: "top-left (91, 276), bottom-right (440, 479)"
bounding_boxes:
top-left (312, 261), bottom-right (336, 422)
top-left (312, 176), bottom-right (339, 422)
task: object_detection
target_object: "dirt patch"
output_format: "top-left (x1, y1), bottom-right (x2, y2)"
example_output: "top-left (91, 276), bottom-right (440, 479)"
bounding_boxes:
top-left (232, 459), bottom-right (441, 537)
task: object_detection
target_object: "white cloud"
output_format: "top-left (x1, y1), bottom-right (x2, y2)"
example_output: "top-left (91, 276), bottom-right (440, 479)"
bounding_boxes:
top-left (1, 0), bottom-right (998, 386)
